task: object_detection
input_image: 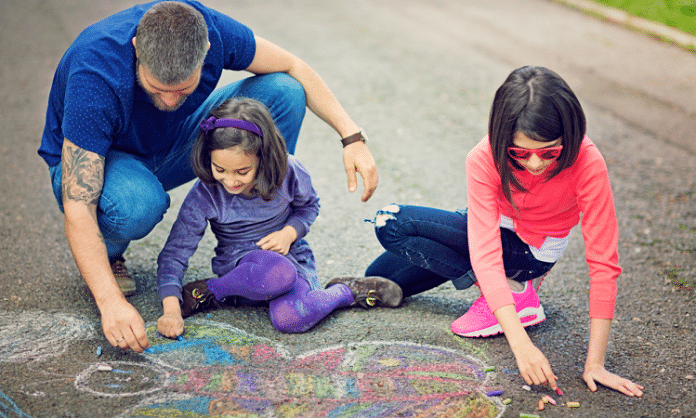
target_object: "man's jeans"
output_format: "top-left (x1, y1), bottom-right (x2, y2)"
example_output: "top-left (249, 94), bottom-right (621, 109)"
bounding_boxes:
top-left (49, 73), bottom-right (306, 259)
top-left (365, 205), bottom-right (555, 297)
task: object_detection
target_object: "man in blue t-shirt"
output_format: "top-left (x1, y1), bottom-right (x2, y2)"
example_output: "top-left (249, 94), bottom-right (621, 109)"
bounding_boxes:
top-left (39, 0), bottom-right (377, 353)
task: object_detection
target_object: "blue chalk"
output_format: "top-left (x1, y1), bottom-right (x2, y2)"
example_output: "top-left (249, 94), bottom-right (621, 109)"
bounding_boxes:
top-left (144, 348), bottom-right (154, 354)
top-left (177, 335), bottom-right (183, 342)
top-left (96, 346), bottom-right (102, 356)
top-left (487, 389), bottom-right (504, 396)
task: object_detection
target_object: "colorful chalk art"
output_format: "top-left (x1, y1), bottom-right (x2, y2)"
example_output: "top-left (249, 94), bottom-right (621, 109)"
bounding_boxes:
top-left (93, 319), bottom-right (505, 418)
top-left (0, 311), bottom-right (505, 417)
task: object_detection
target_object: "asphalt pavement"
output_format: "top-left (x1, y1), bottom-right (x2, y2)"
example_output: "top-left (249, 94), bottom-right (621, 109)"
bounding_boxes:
top-left (1, 0), bottom-right (695, 417)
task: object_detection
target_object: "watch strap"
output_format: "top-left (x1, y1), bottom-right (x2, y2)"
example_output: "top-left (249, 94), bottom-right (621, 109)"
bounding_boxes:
top-left (341, 131), bottom-right (366, 147)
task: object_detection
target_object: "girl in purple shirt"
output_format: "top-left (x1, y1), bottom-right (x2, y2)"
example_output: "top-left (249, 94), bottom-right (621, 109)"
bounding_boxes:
top-left (157, 98), bottom-right (401, 336)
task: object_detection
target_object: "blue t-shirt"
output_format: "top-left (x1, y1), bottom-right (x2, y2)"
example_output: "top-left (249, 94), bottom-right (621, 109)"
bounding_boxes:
top-left (38, 0), bottom-right (256, 167)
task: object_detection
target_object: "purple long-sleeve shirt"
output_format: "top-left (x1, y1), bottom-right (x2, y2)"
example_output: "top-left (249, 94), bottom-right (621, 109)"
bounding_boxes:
top-left (157, 156), bottom-right (320, 301)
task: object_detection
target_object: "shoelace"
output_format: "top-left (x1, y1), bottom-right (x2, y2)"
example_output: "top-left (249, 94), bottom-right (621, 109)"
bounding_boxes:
top-left (111, 261), bottom-right (128, 277)
top-left (468, 296), bottom-right (491, 315)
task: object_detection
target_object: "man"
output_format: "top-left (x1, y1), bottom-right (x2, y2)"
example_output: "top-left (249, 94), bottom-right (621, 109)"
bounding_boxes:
top-left (39, 1), bottom-right (378, 353)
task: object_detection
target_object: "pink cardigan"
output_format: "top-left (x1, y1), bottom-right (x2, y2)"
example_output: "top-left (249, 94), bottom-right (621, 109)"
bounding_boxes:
top-left (466, 136), bottom-right (620, 319)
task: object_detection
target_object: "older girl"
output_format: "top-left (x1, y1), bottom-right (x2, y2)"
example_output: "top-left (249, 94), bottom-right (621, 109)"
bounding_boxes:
top-left (366, 66), bottom-right (643, 397)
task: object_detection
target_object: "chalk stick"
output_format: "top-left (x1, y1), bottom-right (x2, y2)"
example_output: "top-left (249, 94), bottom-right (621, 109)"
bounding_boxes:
top-left (555, 387), bottom-right (563, 396)
top-left (522, 385), bottom-right (532, 391)
top-left (538, 399), bottom-right (545, 411)
top-left (519, 414), bottom-right (540, 418)
top-left (484, 366), bottom-right (495, 372)
top-left (544, 395), bottom-right (557, 405)
top-left (487, 389), bottom-right (503, 396)
top-left (97, 365), bottom-right (112, 372)
top-left (566, 401), bottom-right (580, 408)
top-left (96, 346), bottom-right (102, 357)
top-left (177, 335), bottom-right (183, 341)
top-left (502, 398), bottom-right (512, 405)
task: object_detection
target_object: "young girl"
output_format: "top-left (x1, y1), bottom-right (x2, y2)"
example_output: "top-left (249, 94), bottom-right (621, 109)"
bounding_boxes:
top-left (365, 66), bottom-right (644, 397)
top-left (157, 98), bottom-right (401, 336)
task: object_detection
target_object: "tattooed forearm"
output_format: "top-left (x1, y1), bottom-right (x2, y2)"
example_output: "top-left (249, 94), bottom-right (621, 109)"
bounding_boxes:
top-left (62, 139), bottom-right (105, 206)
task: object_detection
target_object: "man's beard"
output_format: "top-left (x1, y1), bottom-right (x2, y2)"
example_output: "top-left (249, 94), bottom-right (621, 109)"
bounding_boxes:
top-left (135, 63), bottom-right (189, 112)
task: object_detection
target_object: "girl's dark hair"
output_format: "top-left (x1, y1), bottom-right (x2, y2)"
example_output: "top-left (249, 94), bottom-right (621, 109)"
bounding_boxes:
top-left (488, 66), bottom-right (586, 204)
top-left (191, 98), bottom-right (287, 200)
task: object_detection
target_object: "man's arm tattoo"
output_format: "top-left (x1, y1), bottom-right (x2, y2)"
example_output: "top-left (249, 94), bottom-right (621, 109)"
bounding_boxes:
top-left (62, 141), bottom-right (105, 207)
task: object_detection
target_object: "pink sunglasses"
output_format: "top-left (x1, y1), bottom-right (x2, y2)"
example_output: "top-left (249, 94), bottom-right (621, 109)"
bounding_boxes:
top-left (507, 145), bottom-right (563, 161)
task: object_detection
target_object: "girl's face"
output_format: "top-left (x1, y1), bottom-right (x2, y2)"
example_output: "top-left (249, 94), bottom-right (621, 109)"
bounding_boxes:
top-left (211, 146), bottom-right (259, 196)
top-left (511, 132), bottom-right (562, 176)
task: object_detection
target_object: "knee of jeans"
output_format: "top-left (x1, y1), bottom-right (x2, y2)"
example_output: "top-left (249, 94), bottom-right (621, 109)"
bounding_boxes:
top-left (100, 188), bottom-right (170, 241)
top-left (373, 204), bottom-right (400, 228)
top-left (268, 73), bottom-right (306, 106)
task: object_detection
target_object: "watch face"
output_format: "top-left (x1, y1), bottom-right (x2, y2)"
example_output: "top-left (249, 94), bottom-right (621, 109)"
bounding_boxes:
top-left (359, 129), bottom-right (368, 142)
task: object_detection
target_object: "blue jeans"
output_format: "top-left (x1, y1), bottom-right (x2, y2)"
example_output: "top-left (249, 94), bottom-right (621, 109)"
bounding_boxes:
top-left (364, 205), bottom-right (555, 297)
top-left (49, 73), bottom-right (306, 259)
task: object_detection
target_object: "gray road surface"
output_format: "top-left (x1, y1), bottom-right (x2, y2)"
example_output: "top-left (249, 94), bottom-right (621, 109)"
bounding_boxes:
top-left (1, 0), bottom-right (695, 417)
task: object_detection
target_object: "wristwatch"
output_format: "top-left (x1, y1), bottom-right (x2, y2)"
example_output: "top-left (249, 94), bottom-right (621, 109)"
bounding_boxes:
top-left (341, 128), bottom-right (368, 147)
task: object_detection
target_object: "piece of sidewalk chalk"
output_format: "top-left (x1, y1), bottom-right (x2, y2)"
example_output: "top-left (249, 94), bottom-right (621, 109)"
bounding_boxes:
top-left (97, 364), bottom-right (112, 372)
top-left (487, 390), bottom-right (504, 396)
top-left (96, 346), bottom-right (102, 356)
top-left (544, 395), bottom-right (557, 405)
top-left (177, 335), bottom-right (183, 341)
top-left (519, 414), bottom-right (540, 418)
top-left (555, 387), bottom-right (563, 396)
top-left (484, 366), bottom-right (495, 372)
top-left (144, 348), bottom-right (154, 354)
top-left (538, 399), bottom-right (545, 411)
top-left (566, 401), bottom-right (580, 408)
top-left (502, 398), bottom-right (512, 405)
top-left (522, 385), bottom-right (532, 391)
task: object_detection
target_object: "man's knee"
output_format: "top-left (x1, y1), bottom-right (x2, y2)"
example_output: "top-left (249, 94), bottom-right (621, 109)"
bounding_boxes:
top-left (99, 185), bottom-right (170, 241)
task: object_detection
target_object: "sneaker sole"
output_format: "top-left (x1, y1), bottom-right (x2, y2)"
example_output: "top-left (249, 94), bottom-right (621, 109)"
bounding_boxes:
top-left (453, 305), bottom-right (546, 338)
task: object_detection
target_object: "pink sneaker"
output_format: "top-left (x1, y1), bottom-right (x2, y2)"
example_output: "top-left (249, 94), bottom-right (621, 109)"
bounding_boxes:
top-left (450, 281), bottom-right (545, 337)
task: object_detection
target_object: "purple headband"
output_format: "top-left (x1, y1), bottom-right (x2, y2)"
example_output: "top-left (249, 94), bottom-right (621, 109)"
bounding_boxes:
top-left (200, 116), bottom-right (263, 137)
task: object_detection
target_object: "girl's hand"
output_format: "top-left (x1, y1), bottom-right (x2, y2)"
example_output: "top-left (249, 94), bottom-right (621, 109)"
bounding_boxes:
top-left (158, 297), bottom-right (184, 339)
top-left (257, 226), bottom-right (297, 255)
top-left (157, 312), bottom-right (184, 339)
top-left (583, 363), bottom-right (644, 397)
top-left (513, 341), bottom-right (559, 389)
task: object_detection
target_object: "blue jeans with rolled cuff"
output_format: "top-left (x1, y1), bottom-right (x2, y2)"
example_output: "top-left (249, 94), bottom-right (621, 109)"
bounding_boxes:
top-left (364, 205), bottom-right (555, 298)
top-left (48, 73), bottom-right (306, 260)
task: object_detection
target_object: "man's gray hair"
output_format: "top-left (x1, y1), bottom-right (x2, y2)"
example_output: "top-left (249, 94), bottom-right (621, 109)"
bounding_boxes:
top-left (135, 1), bottom-right (209, 85)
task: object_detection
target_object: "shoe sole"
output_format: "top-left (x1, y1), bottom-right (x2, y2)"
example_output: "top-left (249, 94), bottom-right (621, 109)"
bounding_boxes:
top-left (118, 282), bottom-right (136, 297)
top-left (453, 305), bottom-right (546, 338)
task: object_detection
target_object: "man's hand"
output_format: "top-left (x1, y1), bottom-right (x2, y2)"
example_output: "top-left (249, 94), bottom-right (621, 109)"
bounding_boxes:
top-left (343, 141), bottom-right (378, 202)
top-left (100, 297), bottom-right (149, 353)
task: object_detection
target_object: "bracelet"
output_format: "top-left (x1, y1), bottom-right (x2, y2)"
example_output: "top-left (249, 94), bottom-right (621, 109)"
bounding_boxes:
top-left (341, 129), bottom-right (368, 147)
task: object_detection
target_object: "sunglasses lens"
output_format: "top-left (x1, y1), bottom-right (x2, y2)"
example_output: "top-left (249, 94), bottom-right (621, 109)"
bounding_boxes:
top-left (539, 148), bottom-right (562, 159)
top-left (508, 148), bottom-right (530, 160)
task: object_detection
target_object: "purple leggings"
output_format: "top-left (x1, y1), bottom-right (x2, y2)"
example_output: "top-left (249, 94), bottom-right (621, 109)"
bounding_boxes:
top-left (206, 250), bottom-right (354, 333)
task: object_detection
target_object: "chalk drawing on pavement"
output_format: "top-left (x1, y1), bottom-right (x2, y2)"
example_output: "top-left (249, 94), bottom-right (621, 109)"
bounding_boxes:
top-left (113, 319), bottom-right (504, 418)
top-left (0, 310), bottom-right (94, 364)
top-left (0, 310), bottom-right (504, 417)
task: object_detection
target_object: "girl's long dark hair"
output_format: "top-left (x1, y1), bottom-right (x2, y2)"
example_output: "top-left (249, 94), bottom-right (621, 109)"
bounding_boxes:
top-left (191, 98), bottom-right (287, 200)
top-left (488, 66), bottom-right (586, 204)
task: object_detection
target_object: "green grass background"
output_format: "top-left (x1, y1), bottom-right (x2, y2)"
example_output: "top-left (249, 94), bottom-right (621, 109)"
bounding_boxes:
top-left (592, 1), bottom-right (696, 36)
